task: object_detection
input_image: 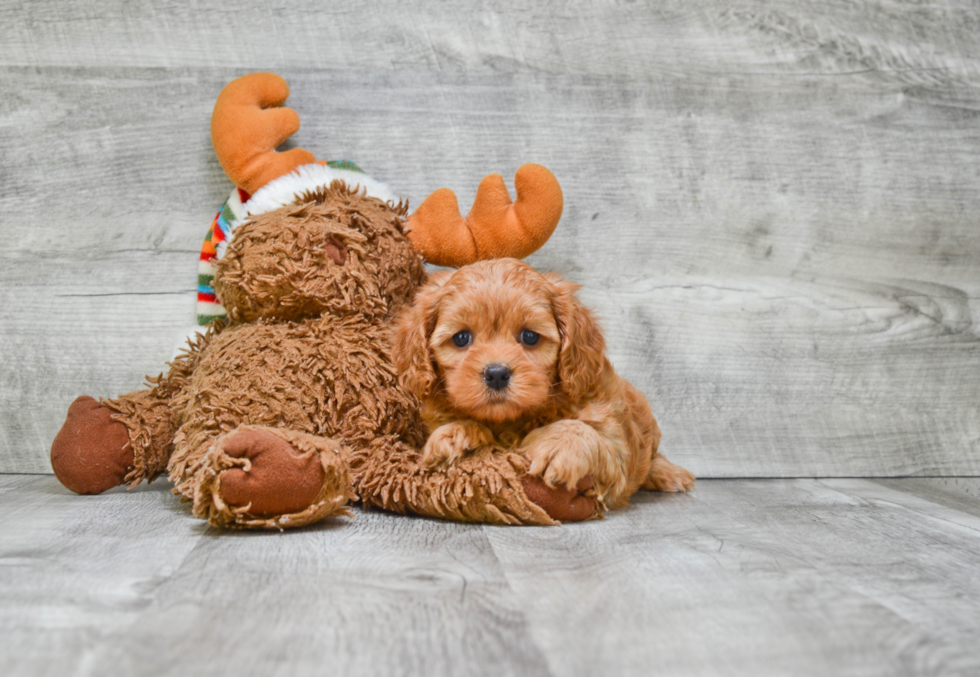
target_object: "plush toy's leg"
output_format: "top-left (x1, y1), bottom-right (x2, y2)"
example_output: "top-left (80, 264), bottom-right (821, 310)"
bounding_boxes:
top-left (171, 425), bottom-right (354, 529)
top-left (348, 437), bottom-right (596, 525)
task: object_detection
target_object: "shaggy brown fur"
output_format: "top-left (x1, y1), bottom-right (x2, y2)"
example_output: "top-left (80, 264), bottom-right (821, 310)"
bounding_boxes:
top-left (392, 259), bottom-right (695, 513)
top-left (51, 182), bottom-right (568, 528)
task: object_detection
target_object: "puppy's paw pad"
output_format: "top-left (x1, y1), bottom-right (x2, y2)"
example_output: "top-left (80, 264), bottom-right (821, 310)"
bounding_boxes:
top-left (422, 421), bottom-right (493, 467)
top-left (522, 421), bottom-right (599, 492)
top-left (646, 457), bottom-right (695, 493)
top-left (422, 435), bottom-right (460, 467)
top-left (536, 449), bottom-right (594, 492)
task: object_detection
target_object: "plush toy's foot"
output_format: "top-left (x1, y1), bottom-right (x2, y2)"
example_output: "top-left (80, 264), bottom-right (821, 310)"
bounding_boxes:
top-left (521, 475), bottom-right (598, 522)
top-left (183, 426), bottom-right (354, 529)
top-left (219, 428), bottom-right (328, 515)
top-left (50, 396), bottom-right (134, 494)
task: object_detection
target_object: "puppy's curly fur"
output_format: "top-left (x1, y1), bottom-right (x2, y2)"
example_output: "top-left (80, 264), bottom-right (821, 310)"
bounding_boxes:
top-left (393, 258), bottom-right (694, 511)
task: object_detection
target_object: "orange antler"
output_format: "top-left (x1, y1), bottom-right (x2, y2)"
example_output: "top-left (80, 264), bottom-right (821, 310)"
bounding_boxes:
top-left (407, 164), bottom-right (563, 267)
top-left (211, 73), bottom-right (316, 195)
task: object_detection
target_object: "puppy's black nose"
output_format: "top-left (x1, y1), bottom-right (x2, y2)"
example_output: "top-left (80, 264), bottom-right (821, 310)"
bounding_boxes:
top-left (483, 363), bottom-right (511, 391)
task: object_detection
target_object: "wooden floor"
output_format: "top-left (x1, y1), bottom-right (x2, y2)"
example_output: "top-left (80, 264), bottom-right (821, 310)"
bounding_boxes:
top-left (2, 474), bottom-right (978, 677)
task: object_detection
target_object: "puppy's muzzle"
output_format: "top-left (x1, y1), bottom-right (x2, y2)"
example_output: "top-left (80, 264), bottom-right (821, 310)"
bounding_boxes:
top-left (483, 363), bottom-right (512, 391)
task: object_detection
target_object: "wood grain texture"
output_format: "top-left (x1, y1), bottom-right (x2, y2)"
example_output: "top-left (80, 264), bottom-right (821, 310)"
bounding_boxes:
top-left (0, 475), bottom-right (206, 677)
top-left (1, 2), bottom-right (979, 475)
top-left (86, 513), bottom-right (553, 677)
top-left (486, 478), bottom-right (980, 677)
top-left (2, 1), bottom-right (979, 79)
top-left (2, 475), bottom-right (979, 676)
top-left (871, 477), bottom-right (980, 518)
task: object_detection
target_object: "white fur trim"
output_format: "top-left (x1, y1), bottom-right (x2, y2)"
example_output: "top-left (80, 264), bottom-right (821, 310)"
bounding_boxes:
top-left (226, 185), bottom-right (246, 220)
top-left (243, 163), bottom-right (400, 217)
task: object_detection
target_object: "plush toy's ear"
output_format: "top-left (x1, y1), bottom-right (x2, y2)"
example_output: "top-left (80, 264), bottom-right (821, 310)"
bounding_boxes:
top-left (406, 164), bottom-right (563, 267)
top-left (211, 72), bottom-right (317, 195)
top-left (547, 273), bottom-right (606, 401)
top-left (391, 272), bottom-right (453, 399)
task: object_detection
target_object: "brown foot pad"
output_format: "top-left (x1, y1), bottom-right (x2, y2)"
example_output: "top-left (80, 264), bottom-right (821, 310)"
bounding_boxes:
top-left (521, 475), bottom-right (597, 522)
top-left (218, 428), bottom-right (326, 516)
top-left (50, 396), bottom-right (134, 495)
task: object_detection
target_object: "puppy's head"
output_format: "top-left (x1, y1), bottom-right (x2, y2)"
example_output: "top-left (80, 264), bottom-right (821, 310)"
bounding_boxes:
top-left (393, 258), bottom-right (605, 423)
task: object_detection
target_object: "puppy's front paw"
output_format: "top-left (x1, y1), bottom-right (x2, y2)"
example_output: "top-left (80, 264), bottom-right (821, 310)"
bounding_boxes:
top-left (423, 421), bottom-right (495, 467)
top-left (521, 419), bottom-right (624, 499)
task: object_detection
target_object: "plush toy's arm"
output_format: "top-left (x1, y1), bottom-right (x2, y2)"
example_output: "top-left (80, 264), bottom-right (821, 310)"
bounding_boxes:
top-left (405, 164), bottom-right (563, 267)
top-left (52, 379), bottom-right (180, 493)
top-left (211, 72), bottom-right (316, 195)
top-left (51, 329), bottom-right (211, 494)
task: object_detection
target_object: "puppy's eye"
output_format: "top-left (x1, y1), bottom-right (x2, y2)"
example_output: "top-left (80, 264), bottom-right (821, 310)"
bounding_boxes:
top-left (519, 329), bottom-right (540, 346)
top-left (452, 330), bottom-right (472, 348)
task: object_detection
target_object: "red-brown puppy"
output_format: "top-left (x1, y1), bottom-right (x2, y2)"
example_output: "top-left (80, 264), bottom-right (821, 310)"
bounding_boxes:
top-left (392, 258), bottom-right (694, 515)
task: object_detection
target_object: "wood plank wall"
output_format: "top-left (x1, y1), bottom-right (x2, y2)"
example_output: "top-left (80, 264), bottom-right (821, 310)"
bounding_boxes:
top-left (1, 1), bottom-right (978, 476)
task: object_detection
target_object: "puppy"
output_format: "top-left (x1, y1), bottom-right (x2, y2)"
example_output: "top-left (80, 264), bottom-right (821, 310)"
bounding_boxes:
top-left (392, 258), bottom-right (694, 515)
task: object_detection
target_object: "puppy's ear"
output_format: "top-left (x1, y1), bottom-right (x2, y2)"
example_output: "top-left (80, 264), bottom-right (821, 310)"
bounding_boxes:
top-left (392, 272), bottom-right (452, 399)
top-left (547, 273), bottom-right (606, 401)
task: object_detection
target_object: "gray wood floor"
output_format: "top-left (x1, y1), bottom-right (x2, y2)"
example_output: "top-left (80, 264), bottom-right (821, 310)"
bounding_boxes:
top-left (2, 474), bottom-right (979, 677)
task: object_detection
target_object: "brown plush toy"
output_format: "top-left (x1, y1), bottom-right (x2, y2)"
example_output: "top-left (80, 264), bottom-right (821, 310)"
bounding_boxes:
top-left (50, 72), bottom-right (590, 528)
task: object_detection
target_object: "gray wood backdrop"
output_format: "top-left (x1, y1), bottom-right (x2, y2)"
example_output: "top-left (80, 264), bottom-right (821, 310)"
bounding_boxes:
top-left (2, 1), bottom-right (978, 477)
